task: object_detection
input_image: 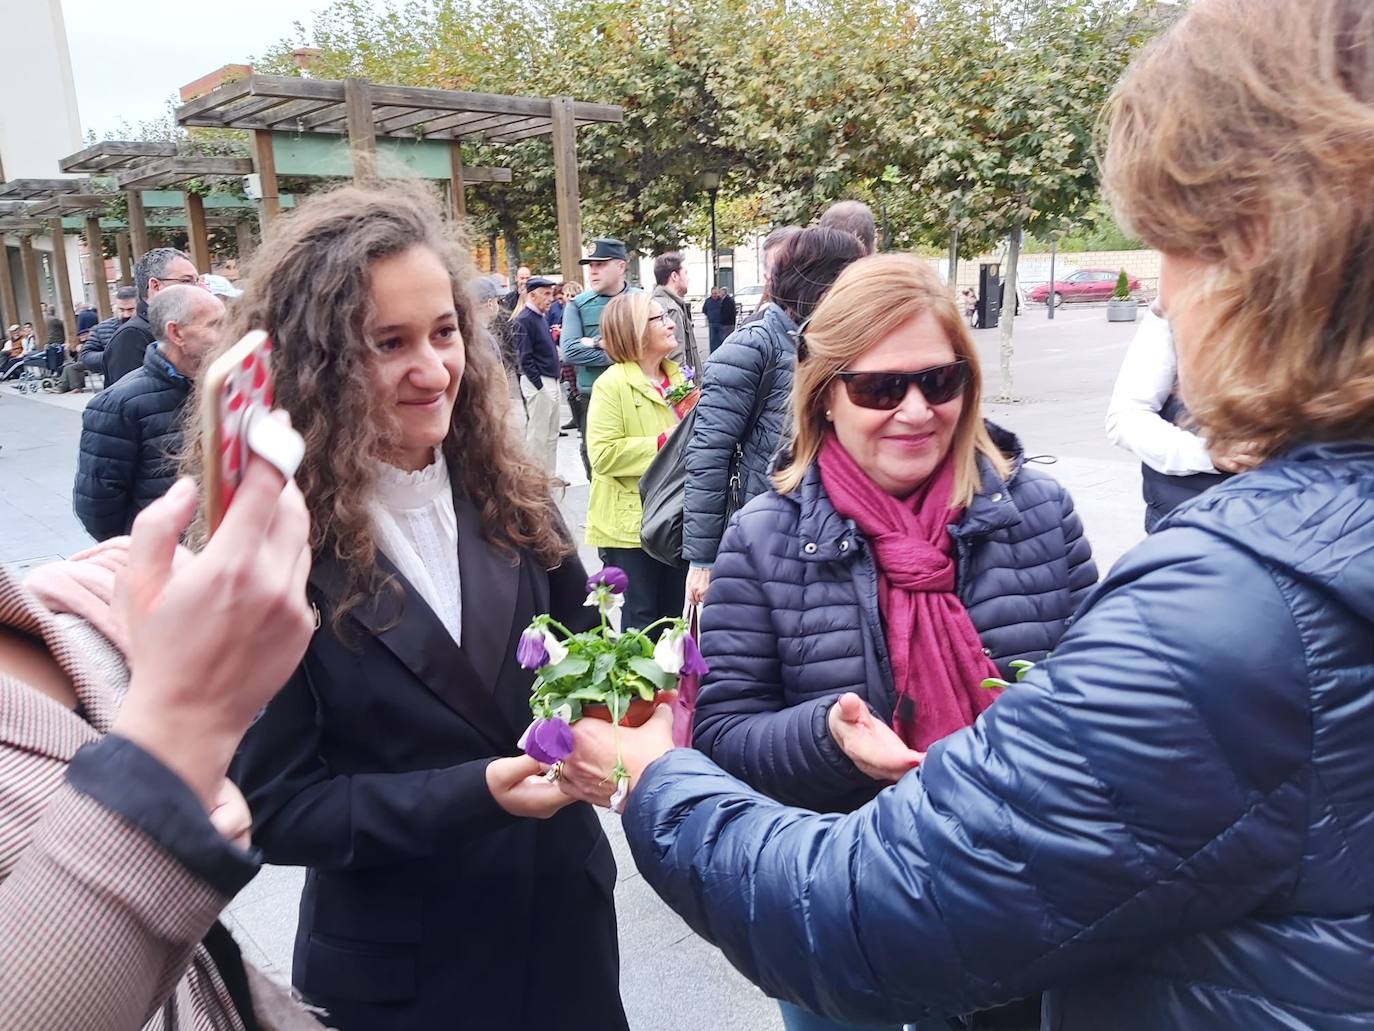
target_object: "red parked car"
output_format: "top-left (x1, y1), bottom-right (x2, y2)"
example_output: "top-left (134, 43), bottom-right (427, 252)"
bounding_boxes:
top-left (1028, 268), bottom-right (1141, 307)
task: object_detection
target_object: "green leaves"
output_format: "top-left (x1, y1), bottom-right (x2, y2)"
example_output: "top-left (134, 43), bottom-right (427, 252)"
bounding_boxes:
top-left (252, 0), bottom-right (1173, 262)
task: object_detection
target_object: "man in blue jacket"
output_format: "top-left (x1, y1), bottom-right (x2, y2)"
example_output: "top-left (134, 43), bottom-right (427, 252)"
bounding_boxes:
top-left (513, 276), bottom-right (562, 474)
top-left (560, 237), bottom-right (639, 477)
top-left (73, 286), bottom-right (223, 540)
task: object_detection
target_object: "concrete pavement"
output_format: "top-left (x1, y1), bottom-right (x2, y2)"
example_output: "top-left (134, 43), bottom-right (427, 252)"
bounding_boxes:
top-left (0, 306), bottom-right (1147, 1030)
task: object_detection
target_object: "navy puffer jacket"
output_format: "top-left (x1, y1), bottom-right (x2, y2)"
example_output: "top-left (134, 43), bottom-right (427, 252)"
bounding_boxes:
top-left (626, 440), bottom-right (1374, 1029)
top-left (73, 344), bottom-right (191, 541)
top-left (693, 424), bottom-right (1096, 812)
top-left (683, 303), bottom-right (798, 565)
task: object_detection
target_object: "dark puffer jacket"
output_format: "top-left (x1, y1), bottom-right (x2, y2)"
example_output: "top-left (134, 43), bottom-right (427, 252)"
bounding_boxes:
top-left (693, 425), bottom-right (1096, 812)
top-left (626, 439), bottom-right (1374, 1030)
top-left (683, 302), bottom-right (798, 565)
top-left (73, 344), bottom-right (191, 541)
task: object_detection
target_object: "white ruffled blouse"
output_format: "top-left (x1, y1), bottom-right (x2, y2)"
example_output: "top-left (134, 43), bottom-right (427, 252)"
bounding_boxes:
top-left (369, 450), bottom-right (462, 646)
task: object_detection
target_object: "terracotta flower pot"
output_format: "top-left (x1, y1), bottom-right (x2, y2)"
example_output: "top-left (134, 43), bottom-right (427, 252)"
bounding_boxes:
top-left (583, 692), bottom-right (671, 728)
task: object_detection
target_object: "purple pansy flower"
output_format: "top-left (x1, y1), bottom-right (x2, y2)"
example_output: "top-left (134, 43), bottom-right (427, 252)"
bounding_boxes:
top-left (587, 566), bottom-right (629, 595)
top-left (523, 716), bottom-right (574, 765)
top-left (681, 365), bottom-right (695, 383)
top-left (681, 631), bottom-right (709, 676)
top-left (516, 626), bottom-right (549, 669)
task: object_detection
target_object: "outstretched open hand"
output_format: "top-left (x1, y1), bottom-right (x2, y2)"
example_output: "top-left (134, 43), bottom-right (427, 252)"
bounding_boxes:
top-left (827, 692), bottom-right (924, 784)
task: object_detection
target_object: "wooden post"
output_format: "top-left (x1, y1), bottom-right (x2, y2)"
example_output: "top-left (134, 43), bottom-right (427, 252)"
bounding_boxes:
top-left (0, 245), bottom-right (19, 332)
top-left (84, 217), bottom-right (111, 319)
top-left (551, 96), bottom-right (584, 282)
top-left (251, 130), bottom-right (281, 239)
top-left (235, 221), bottom-right (255, 266)
top-left (345, 78), bottom-right (377, 185)
top-left (448, 140), bottom-right (467, 221)
top-left (185, 192), bottom-right (211, 273)
top-left (126, 190), bottom-right (149, 256)
top-left (116, 232), bottom-right (133, 285)
top-left (48, 220), bottom-right (78, 346)
top-left (18, 235), bottom-right (43, 327)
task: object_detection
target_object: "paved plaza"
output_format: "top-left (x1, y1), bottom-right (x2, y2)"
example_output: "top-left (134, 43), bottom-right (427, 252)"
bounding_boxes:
top-left (0, 305), bottom-right (1145, 1030)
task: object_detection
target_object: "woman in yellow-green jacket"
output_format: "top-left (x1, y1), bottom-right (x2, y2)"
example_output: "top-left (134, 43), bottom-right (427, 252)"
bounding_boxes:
top-left (585, 291), bottom-right (688, 629)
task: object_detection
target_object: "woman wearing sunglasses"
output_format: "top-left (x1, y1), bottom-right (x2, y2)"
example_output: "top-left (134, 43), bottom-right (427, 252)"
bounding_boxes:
top-left (584, 293), bottom-right (690, 628)
top-left (688, 252), bottom-right (1095, 1031)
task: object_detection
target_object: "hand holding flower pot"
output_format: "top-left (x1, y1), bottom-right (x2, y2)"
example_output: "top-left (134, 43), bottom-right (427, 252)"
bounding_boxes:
top-left (514, 566), bottom-right (706, 810)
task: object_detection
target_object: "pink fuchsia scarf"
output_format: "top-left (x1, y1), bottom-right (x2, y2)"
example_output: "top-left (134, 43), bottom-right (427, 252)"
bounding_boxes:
top-left (818, 434), bottom-right (1001, 751)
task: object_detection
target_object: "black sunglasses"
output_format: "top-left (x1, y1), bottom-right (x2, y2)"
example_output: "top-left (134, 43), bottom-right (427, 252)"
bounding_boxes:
top-left (835, 360), bottom-right (971, 410)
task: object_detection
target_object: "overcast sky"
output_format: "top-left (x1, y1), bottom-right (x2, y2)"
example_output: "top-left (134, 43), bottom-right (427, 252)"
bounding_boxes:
top-left (62, 0), bottom-right (335, 138)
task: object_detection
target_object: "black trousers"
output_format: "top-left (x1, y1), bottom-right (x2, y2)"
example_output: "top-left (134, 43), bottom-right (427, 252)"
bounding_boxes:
top-left (597, 547), bottom-right (687, 631)
top-left (572, 392), bottom-right (591, 479)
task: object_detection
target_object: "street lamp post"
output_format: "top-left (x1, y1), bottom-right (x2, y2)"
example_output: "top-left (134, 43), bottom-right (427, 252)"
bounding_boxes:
top-left (701, 170), bottom-right (721, 288)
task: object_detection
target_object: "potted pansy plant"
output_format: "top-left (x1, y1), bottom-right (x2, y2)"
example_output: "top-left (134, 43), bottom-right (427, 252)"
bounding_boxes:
top-left (664, 365), bottom-right (701, 420)
top-left (515, 566), bottom-right (707, 809)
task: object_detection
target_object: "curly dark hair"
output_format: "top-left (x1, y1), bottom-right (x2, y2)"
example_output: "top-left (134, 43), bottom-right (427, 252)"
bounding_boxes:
top-left (183, 181), bottom-right (571, 624)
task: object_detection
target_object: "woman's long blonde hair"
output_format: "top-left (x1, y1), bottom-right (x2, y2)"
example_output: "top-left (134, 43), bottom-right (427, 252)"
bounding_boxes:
top-left (183, 182), bottom-right (571, 626)
top-left (773, 254), bottom-right (1009, 505)
top-left (1103, 0), bottom-right (1374, 454)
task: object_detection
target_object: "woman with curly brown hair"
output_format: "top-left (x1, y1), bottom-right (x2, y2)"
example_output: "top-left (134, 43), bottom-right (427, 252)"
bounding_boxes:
top-left (206, 183), bottom-right (627, 1031)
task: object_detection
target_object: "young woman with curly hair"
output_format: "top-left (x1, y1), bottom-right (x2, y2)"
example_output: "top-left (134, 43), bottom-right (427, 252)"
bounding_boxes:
top-left (196, 183), bottom-right (627, 1031)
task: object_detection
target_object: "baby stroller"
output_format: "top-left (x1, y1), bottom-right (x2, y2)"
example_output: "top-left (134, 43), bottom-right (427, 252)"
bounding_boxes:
top-left (0, 343), bottom-right (65, 395)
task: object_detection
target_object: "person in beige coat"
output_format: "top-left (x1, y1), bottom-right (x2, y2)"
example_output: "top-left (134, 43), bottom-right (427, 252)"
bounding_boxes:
top-left (0, 450), bottom-right (324, 1030)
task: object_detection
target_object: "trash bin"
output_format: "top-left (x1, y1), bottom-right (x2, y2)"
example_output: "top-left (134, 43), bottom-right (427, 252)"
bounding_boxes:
top-left (977, 263), bottom-right (1001, 330)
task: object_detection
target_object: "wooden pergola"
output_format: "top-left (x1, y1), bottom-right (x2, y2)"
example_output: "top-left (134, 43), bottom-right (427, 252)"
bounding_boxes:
top-left (112, 156), bottom-right (255, 274)
top-left (0, 179), bottom-right (97, 341)
top-left (176, 73), bottom-right (623, 279)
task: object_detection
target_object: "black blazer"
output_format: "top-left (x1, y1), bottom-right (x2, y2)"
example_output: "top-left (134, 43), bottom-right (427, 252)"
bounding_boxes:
top-left (231, 487), bottom-right (627, 1031)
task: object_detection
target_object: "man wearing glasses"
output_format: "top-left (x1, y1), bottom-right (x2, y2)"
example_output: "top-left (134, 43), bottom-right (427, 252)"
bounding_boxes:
top-left (102, 248), bottom-right (201, 386)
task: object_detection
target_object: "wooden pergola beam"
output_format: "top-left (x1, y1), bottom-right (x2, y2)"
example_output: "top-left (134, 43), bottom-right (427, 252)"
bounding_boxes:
top-left (551, 97), bottom-right (584, 283)
top-left (116, 231), bottom-right (133, 285)
top-left (0, 243), bottom-right (19, 331)
top-left (345, 78), bottom-right (377, 185)
top-left (251, 130), bottom-right (281, 240)
top-left (84, 216), bottom-right (111, 318)
top-left (185, 193), bottom-right (211, 273)
top-left (47, 219), bottom-right (78, 345)
top-left (126, 190), bottom-right (150, 255)
top-left (114, 156), bottom-right (255, 191)
top-left (175, 71), bottom-right (622, 140)
top-left (59, 141), bottom-right (177, 174)
top-left (0, 178), bottom-right (91, 200)
top-left (18, 235), bottom-right (43, 326)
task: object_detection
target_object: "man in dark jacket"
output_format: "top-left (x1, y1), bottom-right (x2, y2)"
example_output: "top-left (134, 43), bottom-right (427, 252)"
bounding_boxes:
top-left (80, 286), bottom-right (138, 377)
top-left (74, 286), bottom-right (224, 540)
top-left (702, 287), bottom-right (725, 353)
top-left (513, 276), bottom-right (562, 473)
top-left (102, 248), bottom-right (199, 387)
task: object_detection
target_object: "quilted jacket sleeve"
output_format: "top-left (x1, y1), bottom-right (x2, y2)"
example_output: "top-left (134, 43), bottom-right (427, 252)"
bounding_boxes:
top-left (625, 528), bottom-right (1310, 1025)
top-left (682, 332), bottom-right (768, 565)
top-left (691, 508), bottom-right (875, 808)
top-left (1058, 481), bottom-right (1097, 611)
top-left (73, 390), bottom-right (138, 542)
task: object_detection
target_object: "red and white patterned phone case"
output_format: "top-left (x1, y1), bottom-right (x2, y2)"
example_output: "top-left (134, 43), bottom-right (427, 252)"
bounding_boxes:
top-left (203, 330), bottom-right (274, 532)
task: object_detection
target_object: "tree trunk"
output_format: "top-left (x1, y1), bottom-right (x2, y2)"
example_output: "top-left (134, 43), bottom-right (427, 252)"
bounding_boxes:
top-left (996, 224), bottom-right (1022, 402)
top-left (487, 233), bottom-right (498, 273)
top-left (502, 222), bottom-right (522, 277)
top-left (627, 251), bottom-right (642, 287)
top-left (947, 227), bottom-right (960, 288)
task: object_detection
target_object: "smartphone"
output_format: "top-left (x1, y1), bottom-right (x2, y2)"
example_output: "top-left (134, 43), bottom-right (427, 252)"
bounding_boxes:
top-left (201, 329), bottom-right (274, 534)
